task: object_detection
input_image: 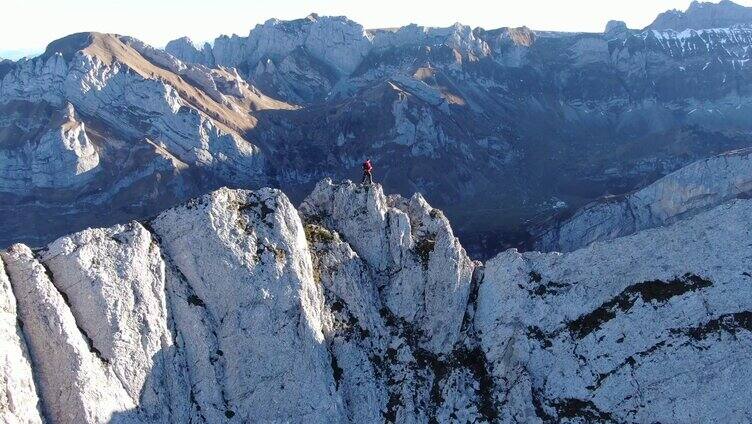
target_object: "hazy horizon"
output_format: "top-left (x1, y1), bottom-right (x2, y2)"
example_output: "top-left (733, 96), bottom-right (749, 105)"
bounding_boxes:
top-left (3, 0), bottom-right (752, 60)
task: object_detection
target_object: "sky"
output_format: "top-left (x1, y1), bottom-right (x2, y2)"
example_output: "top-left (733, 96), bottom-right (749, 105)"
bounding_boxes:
top-left (2, 0), bottom-right (752, 59)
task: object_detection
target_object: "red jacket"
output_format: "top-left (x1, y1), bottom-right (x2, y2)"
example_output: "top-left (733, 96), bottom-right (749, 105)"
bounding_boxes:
top-left (363, 160), bottom-right (373, 172)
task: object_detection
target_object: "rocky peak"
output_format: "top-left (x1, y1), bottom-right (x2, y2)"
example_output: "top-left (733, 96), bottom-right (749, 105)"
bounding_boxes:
top-left (0, 100), bottom-right (99, 191)
top-left (164, 36), bottom-right (211, 66)
top-left (299, 179), bottom-right (475, 354)
top-left (503, 26), bottom-right (536, 47)
top-left (647, 0), bottom-right (752, 31)
top-left (247, 14), bottom-right (372, 75)
top-left (300, 179), bottom-right (393, 270)
top-left (167, 36), bottom-right (203, 52)
top-left (1, 179), bottom-right (752, 422)
top-left (40, 32), bottom-right (101, 62)
top-left (604, 20), bottom-right (628, 34)
top-left (0, 57), bottom-right (13, 78)
top-left (175, 13), bottom-right (374, 78)
top-left (368, 21), bottom-right (491, 57)
top-left (167, 14), bottom-right (498, 83)
top-left (39, 32), bottom-right (160, 68)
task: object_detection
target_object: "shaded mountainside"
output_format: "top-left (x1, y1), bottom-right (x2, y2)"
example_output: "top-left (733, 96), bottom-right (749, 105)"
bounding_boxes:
top-left (1, 180), bottom-right (751, 423)
top-left (5, 2), bottom-right (752, 258)
top-left (534, 147), bottom-right (752, 252)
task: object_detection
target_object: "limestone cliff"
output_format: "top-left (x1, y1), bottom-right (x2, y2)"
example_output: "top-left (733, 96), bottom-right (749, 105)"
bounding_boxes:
top-left (2, 179), bottom-right (750, 423)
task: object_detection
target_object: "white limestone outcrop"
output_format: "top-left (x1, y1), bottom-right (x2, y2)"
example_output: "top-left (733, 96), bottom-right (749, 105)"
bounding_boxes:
top-left (300, 179), bottom-right (475, 354)
top-left (38, 223), bottom-right (178, 420)
top-left (300, 180), bottom-right (488, 422)
top-left (163, 37), bottom-right (213, 68)
top-left (0, 256), bottom-right (43, 424)
top-left (1, 244), bottom-right (138, 423)
top-left (0, 103), bottom-right (99, 191)
top-left (478, 199), bottom-right (752, 423)
top-left (1, 180), bottom-right (750, 423)
top-left (151, 187), bottom-right (345, 423)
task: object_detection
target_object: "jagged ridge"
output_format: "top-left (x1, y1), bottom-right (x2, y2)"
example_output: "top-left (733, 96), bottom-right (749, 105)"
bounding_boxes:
top-left (1, 179), bottom-right (751, 423)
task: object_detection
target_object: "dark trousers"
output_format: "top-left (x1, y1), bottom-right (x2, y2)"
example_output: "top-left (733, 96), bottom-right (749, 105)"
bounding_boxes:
top-left (361, 171), bottom-right (373, 185)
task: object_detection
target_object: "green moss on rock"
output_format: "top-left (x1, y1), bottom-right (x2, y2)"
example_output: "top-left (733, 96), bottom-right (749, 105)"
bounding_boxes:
top-left (304, 224), bottom-right (335, 244)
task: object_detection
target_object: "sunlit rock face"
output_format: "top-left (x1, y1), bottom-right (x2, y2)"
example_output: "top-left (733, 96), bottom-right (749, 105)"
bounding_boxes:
top-left (478, 199), bottom-right (752, 423)
top-left (0, 32), bottom-right (274, 248)
top-left (0, 256), bottom-right (43, 424)
top-left (0, 103), bottom-right (99, 191)
top-left (299, 179), bottom-right (476, 355)
top-left (2, 180), bottom-right (751, 423)
top-left (0, 187), bottom-right (345, 424)
top-left (647, 0), bottom-right (752, 31)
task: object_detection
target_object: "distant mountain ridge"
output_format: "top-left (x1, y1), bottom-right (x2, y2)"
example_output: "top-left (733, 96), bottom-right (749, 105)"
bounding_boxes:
top-left (648, 0), bottom-right (752, 31)
top-left (166, 1), bottom-right (752, 85)
top-left (3, 2), bottom-right (752, 258)
top-left (534, 148), bottom-right (752, 252)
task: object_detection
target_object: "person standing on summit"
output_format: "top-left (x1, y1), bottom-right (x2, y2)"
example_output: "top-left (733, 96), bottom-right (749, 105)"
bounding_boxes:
top-left (361, 159), bottom-right (374, 185)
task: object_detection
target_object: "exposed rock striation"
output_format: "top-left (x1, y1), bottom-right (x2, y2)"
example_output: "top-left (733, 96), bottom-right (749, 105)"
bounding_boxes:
top-left (478, 199), bottom-right (752, 423)
top-left (1, 180), bottom-right (751, 423)
top-left (0, 256), bottom-right (43, 424)
top-left (151, 187), bottom-right (345, 423)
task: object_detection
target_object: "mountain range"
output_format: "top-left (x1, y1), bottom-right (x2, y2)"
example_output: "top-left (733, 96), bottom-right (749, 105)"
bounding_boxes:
top-left (2, 1), bottom-right (752, 422)
top-left (2, 1), bottom-right (752, 258)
